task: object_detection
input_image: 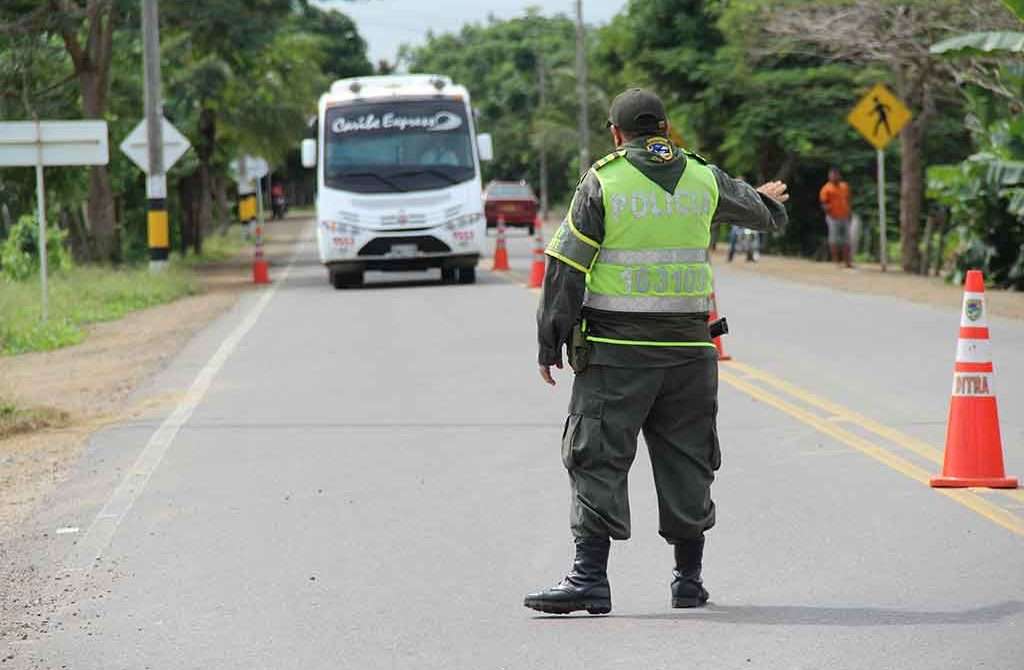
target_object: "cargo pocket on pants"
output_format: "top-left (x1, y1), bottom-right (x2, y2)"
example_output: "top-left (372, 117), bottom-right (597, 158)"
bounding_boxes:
top-left (561, 396), bottom-right (604, 471)
top-left (709, 400), bottom-right (722, 471)
top-left (710, 423), bottom-right (722, 471)
top-left (561, 414), bottom-right (582, 470)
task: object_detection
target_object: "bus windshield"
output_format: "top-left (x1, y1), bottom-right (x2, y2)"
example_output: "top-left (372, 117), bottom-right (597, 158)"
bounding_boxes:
top-left (324, 99), bottom-right (476, 194)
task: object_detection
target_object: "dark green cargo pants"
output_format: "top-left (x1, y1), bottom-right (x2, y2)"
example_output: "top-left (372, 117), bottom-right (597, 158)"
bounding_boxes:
top-left (561, 359), bottom-right (720, 542)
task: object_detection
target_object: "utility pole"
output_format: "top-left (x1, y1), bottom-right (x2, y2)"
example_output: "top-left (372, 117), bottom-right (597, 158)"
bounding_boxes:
top-left (537, 49), bottom-right (549, 220)
top-left (575, 0), bottom-right (589, 173)
top-left (142, 0), bottom-right (168, 270)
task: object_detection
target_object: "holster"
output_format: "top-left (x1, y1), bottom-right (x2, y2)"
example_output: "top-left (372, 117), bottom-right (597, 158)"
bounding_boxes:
top-left (567, 321), bottom-right (591, 373)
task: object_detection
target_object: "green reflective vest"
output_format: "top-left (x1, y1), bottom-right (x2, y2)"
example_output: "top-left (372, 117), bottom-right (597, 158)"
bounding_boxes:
top-left (546, 148), bottom-right (719, 346)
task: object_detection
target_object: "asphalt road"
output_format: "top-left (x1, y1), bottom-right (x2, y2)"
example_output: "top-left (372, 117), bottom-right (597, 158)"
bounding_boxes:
top-left (8, 217), bottom-right (1023, 669)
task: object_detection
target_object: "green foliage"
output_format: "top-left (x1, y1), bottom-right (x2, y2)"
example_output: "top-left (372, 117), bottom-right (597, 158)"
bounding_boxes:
top-left (591, 1), bottom-right (895, 255)
top-left (1, 214), bottom-right (72, 281)
top-left (292, 4), bottom-right (374, 80)
top-left (592, 0), bottom-right (725, 149)
top-left (1002, 0), bottom-right (1024, 20)
top-left (0, 1), bottom-right (372, 265)
top-left (0, 265), bottom-right (198, 355)
top-left (927, 112), bottom-right (1024, 288)
top-left (173, 225), bottom-right (246, 266)
top-left (403, 10), bottom-right (606, 205)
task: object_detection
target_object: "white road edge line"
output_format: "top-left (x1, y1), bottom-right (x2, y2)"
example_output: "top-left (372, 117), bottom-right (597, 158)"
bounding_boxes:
top-left (65, 227), bottom-right (310, 573)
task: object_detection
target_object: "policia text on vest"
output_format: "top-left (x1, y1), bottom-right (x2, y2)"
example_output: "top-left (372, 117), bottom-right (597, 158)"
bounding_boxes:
top-left (527, 87), bottom-right (789, 616)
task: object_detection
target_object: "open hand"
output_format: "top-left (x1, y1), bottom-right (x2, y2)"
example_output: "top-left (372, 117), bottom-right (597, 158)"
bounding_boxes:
top-left (757, 180), bottom-right (789, 203)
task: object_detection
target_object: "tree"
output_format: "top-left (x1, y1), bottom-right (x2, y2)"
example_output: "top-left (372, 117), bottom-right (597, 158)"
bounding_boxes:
top-left (592, 1), bottom-right (887, 254)
top-left (758, 0), bottom-right (1018, 272)
top-left (403, 11), bottom-right (597, 205)
top-left (292, 4), bottom-right (373, 82)
top-left (0, 0), bottom-right (126, 261)
top-left (161, 0), bottom-right (292, 251)
top-left (924, 0), bottom-right (1024, 287)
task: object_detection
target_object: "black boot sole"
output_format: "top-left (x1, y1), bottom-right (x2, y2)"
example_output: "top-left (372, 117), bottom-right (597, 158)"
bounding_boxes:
top-left (671, 594), bottom-right (709, 608)
top-left (524, 598), bottom-right (612, 615)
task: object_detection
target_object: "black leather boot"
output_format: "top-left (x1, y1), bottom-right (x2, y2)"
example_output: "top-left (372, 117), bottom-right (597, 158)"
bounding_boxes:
top-left (524, 537), bottom-right (612, 615)
top-left (671, 535), bottom-right (709, 608)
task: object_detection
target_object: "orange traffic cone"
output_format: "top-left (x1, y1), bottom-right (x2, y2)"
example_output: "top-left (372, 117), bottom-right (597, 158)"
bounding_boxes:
top-left (492, 216), bottom-right (510, 271)
top-left (252, 221), bottom-right (270, 285)
top-left (930, 270), bottom-right (1017, 488)
top-left (528, 221), bottom-right (546, 288)
top-left (708, 278), bottom-right (731, 361)
top-left (253, 257), bottom-right (270, 284)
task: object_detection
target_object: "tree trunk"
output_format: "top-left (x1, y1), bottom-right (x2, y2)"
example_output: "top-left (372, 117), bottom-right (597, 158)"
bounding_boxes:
top-left (212, 174), bottom-right (230, 231)
top-left (919, 211), bottom-right (936, 275)
top-left (935, 213), bottom-right (951, 277)
top-left (69, 6), bottom-right (117, 263)
top-left (0, 203), bottom-right (11, 237)
top-left (178, 171), bottom-right (201, 256)
top-left (86, 164), bottom-right (117, 261)
top-left (195, 106), bottom-right (217, 255)
top-left (898, 117), bottom-right (924, 273)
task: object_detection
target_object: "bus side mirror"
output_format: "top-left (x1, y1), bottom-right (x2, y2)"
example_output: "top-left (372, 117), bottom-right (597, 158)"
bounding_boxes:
top-left (477, 133), bottom-right (493, 162)
top-left (301, 139), bottom-right (317, 168)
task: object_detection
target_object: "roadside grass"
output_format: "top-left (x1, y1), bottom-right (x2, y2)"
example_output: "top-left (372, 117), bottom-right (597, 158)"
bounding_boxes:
top-left (0, 399), bottom-right (70, 439)
top-left (0, 265), bottom-right (199, 355)
top-left (0, 227), bottom-right (251, 356)
top-left (174, 224), bottom-right (247, 266)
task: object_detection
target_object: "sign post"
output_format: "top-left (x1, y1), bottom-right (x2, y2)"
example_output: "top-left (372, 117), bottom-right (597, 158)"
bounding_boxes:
top-left (229, 155), bottom-right (270, 284)
top-left (120, 116), bottom-right (191, 264)
top-left (34, 120), bottom-right (48, 321)
top-left (0, 119), bottom-right (109, 320)
top-left (847, 83), bottom-right (912, 272)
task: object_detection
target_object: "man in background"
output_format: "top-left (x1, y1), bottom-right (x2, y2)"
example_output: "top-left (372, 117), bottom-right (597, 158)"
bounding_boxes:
top-left (819, 167), bottom-right (853, 268)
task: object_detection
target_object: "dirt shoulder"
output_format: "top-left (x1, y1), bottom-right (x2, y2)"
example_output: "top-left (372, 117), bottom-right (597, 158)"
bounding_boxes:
top-left (0, 217), bottom-right (308, 537)
top-left (714, 249), bottom-right (1024, 320)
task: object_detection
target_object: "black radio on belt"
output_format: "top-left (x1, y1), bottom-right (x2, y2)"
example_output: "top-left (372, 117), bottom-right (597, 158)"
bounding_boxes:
top-left (709, 317), bottom-right (729, 339)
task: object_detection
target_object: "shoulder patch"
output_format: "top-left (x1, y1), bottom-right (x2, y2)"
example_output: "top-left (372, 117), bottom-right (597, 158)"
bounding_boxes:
top-left (592, 149), bottom-right (627, 171)
top-left (682, 149), bottom-right (710, 165)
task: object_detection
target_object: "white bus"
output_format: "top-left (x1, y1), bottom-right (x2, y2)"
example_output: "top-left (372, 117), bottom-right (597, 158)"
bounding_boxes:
top-left (301, 75), bottom-right (493, 288)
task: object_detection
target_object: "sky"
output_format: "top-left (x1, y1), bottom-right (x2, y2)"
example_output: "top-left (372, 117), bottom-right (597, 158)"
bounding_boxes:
top-left (313, 0), bottom-right (629, 67)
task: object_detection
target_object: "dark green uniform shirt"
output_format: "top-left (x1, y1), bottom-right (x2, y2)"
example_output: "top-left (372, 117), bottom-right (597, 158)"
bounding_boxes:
top-left (537, 137), bottom-right (788, 368)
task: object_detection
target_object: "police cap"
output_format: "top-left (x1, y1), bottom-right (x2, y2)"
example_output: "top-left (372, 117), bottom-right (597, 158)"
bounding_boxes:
top-left (607, 88), bottom-right (667, 134)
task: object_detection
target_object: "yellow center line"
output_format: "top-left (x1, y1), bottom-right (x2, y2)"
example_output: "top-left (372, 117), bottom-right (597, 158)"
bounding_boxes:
top-left (719, 367), bottom-right (1024, 536)
top-left (726, 360), bottom-right (1024, 506)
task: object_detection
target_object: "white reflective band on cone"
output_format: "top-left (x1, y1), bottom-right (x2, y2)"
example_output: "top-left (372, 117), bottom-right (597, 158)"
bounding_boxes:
top-left (955, 338), bottom-right (992, 363)
top-left (952, 372), bottom-right (996, 397)
top-left (960, 291), bottom-right (988, 327)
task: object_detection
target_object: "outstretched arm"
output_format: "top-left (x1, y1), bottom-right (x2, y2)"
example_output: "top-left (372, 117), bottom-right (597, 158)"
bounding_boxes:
top-left (711, 166), bottom-right (789, 233)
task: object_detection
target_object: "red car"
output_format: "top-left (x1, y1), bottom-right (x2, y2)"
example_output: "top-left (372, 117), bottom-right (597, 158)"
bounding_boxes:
top-left (484, 180), bottom-right (539, 234)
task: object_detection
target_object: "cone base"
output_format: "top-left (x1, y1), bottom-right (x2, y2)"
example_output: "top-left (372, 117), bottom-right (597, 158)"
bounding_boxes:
top-left (492, 249), bottom-right (510, 271)
top-left (718, 353), bottom-right (732, 361)
top-left (929, 475), bottom-right (1018, 489)
top-left (253, 260), bottom-right (270, 284)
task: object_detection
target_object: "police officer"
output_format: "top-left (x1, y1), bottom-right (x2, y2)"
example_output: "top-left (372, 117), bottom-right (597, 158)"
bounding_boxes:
top-left (525, 88), bottom-right (789, 615)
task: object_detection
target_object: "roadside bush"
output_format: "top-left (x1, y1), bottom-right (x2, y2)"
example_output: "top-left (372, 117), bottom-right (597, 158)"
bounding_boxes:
top-left (0, 214), bottom-right (72, 281)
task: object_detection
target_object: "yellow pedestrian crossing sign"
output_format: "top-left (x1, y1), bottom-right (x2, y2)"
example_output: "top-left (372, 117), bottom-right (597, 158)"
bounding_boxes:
top-left (847, 83), bottom-right (912, 150)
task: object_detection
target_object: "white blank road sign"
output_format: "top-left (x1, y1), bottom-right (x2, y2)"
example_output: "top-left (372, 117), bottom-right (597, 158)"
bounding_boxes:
top-left (230, 155), bottom-right (269, 182)
top-left (0, 120), bottom-right (109, 166)
top-left (120, 117), bottom-right (191, 173)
